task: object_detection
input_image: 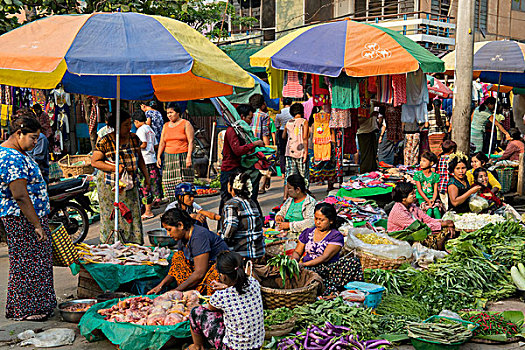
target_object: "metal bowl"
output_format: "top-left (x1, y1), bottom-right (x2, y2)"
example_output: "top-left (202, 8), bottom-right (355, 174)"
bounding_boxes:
top-left (58, 299), bottom-right (97, 323)
top-left (96, 292), bottom-right (129, 303)
top-left (147, 228), bottom-right (176, 247)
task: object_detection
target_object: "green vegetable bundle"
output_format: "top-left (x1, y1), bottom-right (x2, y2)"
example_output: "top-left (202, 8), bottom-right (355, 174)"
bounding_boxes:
top-left (293, 298), bottom-right (382, 340)
top-left (407, 321), bottom-right (473, 344)
top-left (388, 220), bottom-right (430, 242)
top-left (375, 294), bottom-right (429, 319)
top-left (267, 255), bottom-right (300, 288)
top-left (264, 307), bottom-right (294, 327)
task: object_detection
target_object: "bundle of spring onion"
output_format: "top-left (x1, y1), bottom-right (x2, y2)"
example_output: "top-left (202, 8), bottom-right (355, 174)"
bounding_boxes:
top-left (406, 322), bottom-right (473, 344)
top-left (277, 322), bottom-right (390, 350)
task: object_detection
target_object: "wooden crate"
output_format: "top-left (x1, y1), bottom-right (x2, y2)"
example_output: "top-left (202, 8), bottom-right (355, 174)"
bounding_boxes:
top-left (77, 265), bottom-right (104, 298)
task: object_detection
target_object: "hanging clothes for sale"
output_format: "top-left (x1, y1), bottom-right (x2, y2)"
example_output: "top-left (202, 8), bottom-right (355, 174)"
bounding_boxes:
top-left (303, 97), bottom-right (314, 121)
top-left (88, 96), bottom-right (99, 134)
top-left (1, 85), bottom-right (12, 105)
top-left (368, 77), bottom-right (377, 94)
top-left (384, 105), bottom-right (403, 143)
top-left (378, 75), bottom-right (394, 104)
top-left (312, 75), bottom-right (330, 106)
top-left (329, 75), bottom-right (360, 109)
top-left (343, 110), bottom-right (359, 155)
top-left (313, 112), bottom-right (331, 161)
top-left (282, 71), bottom-right (304, 98)
top-left (357, 80), bottom-right (371, 119)
top-left (13, 88), bottom-right (32, 109)
top-left (402, 69), bottom-right (429, 124)
top-left (267, 67), bottom-right (284, 99)
top-left (31, 89), bottom-right (46, 107)
top-left (51, 86), bottom-right (71, 108)
top-left (329, 108), bottom-right (352, 128)
top-left (391, 74), bottom-right (407, 107)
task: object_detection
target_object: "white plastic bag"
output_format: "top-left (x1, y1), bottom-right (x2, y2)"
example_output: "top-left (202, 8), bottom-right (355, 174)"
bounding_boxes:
top-left (345, 227), bottom-right (412, 260)
top-left (469, 195), bottom-right (489, 213)
top-left (412, 242), bottom-right (448, 268)
top-left (19, 328), bottom-right (75, 347)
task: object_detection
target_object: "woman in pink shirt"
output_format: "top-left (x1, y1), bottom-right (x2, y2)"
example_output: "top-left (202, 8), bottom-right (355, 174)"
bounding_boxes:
top-left (499, 128), bottom-right (525, 162)
top-left (388, 181), bottom-right (455, 250)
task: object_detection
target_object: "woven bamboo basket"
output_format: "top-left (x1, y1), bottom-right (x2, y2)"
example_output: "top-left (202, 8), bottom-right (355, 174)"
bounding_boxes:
top-left (354, 250), bottom-right (411, 270)
top-left (264, 317), bottom-right (296, 339)
top-left (261, 281), bottom-right (320, 309)
top-left (265, 239), bottom-right (298, 259)
top-left (58, 155), bottom-right (94, 178)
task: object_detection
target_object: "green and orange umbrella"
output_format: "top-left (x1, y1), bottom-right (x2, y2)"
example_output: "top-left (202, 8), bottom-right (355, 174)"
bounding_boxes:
top-left (250, 19), bottom-right (444, 76)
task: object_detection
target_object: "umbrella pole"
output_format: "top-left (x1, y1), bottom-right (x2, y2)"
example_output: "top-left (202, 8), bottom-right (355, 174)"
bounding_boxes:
top-left (114, 76), bottom-right (121, 243)
top-left (488, 72), bottom-right (502, 156)
top-left (207, 120), bottom-right (216, 180)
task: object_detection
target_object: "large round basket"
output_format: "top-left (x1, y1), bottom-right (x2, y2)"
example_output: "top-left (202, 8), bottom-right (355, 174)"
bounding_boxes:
top-left (355, 250), bottom-right (410, 270)
top-left (260, 280), bottom-right (319, 310)
top-left (265, 239), bottom-right (298, 259)
top-left (58, 155), bottom-right (94, 178)
top-left (264, 317), bottom-right (296, 339)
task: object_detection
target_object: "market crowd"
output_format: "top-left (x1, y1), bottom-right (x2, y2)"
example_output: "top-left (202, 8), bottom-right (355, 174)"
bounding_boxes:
top-left (1, 85), bottom-right (524, 350)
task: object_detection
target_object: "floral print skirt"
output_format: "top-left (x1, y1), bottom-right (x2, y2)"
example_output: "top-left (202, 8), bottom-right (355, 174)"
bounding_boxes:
top-left (190, 306), bottom-right (230, 350)
top-left (139, 163), bottom-right (162, 205)
top-left (306, 255), bottom-right (364, 296)
top-left (3, 215), bottom-right (56, 319)
top-left (168, 251), bottom-right (220, 295)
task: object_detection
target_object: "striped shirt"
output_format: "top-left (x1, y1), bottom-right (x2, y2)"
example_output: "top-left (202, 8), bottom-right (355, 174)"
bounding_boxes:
top-left (251, 109), bottom-right (270, 140)
top-left (437, 154), bottom-right (450, 194)
top-left (221, 197), bottom-right (265, 259)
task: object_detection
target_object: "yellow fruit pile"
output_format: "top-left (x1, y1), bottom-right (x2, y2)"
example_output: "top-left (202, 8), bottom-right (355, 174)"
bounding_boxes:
top-left (355, 232), bottom-right (393, 245)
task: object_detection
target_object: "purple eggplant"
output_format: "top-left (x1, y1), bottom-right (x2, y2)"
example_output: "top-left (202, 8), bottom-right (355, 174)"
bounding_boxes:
top-left (364, 340), bottom-right (391, 349)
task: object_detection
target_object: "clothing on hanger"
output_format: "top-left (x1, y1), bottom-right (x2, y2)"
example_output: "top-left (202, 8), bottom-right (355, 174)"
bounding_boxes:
top-left (313, 112), bottom-right (331, 161)
top-left (282, 71), bottom-right (304, 98)
top-left (392, 74), bottom-right (407, 107)
top-left (329, 75), bottom-right (360, 110)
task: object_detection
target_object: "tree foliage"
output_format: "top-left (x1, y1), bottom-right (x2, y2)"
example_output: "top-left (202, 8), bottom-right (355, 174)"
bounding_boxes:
top-left (0, 0), bottom-right (257, 38)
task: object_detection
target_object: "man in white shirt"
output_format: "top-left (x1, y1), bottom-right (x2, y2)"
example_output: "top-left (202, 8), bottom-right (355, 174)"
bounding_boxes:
top-left (133, 111), bottom-right (160, 219)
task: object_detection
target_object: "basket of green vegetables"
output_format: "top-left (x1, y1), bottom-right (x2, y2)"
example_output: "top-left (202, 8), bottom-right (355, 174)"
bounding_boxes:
top-left (407, 316), bottom-right (478, 350)
top-left (263, 307), bottom-right (295, 339)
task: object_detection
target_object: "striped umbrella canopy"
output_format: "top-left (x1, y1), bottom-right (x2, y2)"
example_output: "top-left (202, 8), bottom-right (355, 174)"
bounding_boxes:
top-left (250, 19), bottom-right (444, 77)
top-left (0, 12), bottom-right (254, 101)
top-left (427, 75), bottom-right (452, 98)
top-left (442, 40), bottom-right (525, 88)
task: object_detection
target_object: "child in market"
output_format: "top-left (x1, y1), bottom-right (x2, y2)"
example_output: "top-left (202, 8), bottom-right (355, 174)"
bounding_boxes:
top-left (436, 140), bottom-right (457, 211)
top-left (414, 151), bottom-right (442, 218)
top-left (165, 182), bottom-right (220, 230)
top-left (282, 103), bottom-right (309, 199)
top-left (188, 251), bottom-right (264, 350)
top-left (472, 167), bottom-right (502, 210)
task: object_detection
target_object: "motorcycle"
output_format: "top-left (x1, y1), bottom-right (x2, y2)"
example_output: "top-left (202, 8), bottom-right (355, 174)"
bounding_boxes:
top-left (48, 174), bottom-right (93, 244)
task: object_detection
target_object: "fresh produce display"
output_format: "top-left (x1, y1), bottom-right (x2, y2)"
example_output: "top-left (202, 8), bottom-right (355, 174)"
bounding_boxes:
top-left (62, 302), bottom-right (96, 312)
top-left (209, 176), bottom-right (220, 189)
top-left (76, 241), bottom-right (170, 266)
top-left (366, 242), bottom-right (515, 314)
top-left (264, 307), bottom-right (295, 327)
top-left (196, 188), bottom-right (218, 196)
top-left (377, 314), bottom-right (422, 336)
top-left (510, 263), bottom-right (525, 290)
top-left (267, 255), bottom-right (300, 288)
top-left (463, 312), bottom-right (520, 338)
top-left (293, 298), bottom-right (382, 340)
top-left (193, 179), bottom-right (207, 187)
top-left (276, 322), bottom-right (391, 350)
top-left (355, 232), bottom-right (393, 245)
top-left (388, 220), bottom-right (430, 242)
top-left (407, 320), bottom-right (474, 344)
top-left (450, 213), bottom-right (504, 231)
top-left (375, 294), bottom-right (429, 319)
top-left (97, 290), bottom-right (201, 325)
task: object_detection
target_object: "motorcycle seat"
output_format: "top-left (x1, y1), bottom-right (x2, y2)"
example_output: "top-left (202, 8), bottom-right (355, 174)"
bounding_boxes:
top-left (48, 177), bottom-right (85, 197)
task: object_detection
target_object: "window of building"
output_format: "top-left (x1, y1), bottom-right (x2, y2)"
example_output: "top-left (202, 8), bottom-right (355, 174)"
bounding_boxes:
top-left (512, 0), bottom-right (525, 11)
top-left (355, 0), bottom-right (415, 19)
top-left (474, 0), bottom-right (487, 32)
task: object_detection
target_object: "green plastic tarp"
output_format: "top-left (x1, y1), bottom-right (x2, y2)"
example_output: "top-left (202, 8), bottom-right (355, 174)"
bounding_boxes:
top-left (81, 256), bottom-right (171, 291)
top-left (79, 296), bottom-right (191, 350)
top-left (337, 186), bottom-right (393, 198)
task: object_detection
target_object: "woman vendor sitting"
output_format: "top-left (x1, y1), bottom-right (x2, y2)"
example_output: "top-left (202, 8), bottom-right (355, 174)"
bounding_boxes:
top-left (292, 203), bottom-right (363, 295)
top-left (275, 174), bottom-right (316, 237)
top-left (466, 152), bottom-right (501, 193)
top-left (448, 155), bottom-right (481, 213)
top-left (148, 208), bottom-right (229, 296)
top-left (388, 181), bottom-right (455, 250)
top-left (499, 128), bottom-right (525, 162)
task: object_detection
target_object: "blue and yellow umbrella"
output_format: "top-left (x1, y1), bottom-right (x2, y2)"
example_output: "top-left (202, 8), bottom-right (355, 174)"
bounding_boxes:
top-left (0, 12), bottom-right (254, 101)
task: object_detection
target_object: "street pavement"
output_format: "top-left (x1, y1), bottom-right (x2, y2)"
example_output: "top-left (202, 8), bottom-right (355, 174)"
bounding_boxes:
top-left (1, 177), bottom-right (525, 349)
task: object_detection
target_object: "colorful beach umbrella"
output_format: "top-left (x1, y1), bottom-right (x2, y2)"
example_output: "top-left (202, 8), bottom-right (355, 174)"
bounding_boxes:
top-left (0, 12), bottom-right (254, 238)
top-left (0, 12), bottom-right (254, 101)
top-left (250, 19), bottom-right (444, 77)
top-left (442, 40), bottom-right (525, 88)
top-left (427, 75), bottom-right (453, 98)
